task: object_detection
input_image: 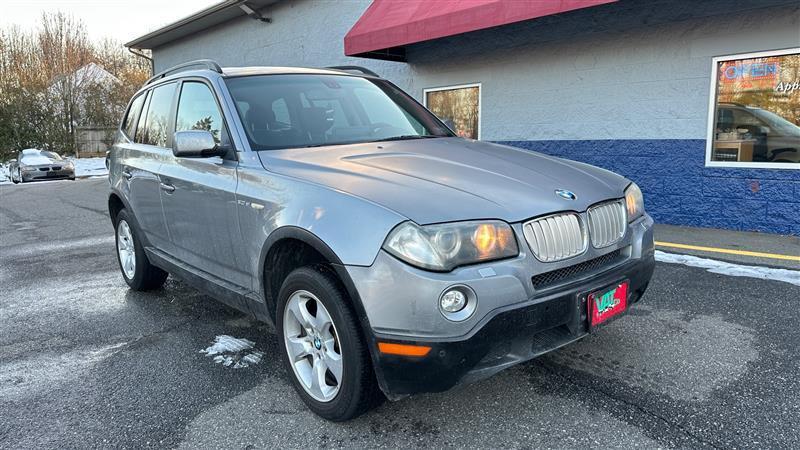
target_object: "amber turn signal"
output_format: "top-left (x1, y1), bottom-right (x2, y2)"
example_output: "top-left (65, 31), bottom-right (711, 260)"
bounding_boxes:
top-left (378, 342), bottom-right (431, 357)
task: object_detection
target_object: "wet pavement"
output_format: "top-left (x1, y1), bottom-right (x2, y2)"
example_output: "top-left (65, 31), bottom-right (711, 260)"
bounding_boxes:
top-left (1, 178), bottom-right (799, 449)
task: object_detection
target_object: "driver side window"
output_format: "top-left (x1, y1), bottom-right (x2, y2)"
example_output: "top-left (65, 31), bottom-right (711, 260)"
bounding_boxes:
top-left (176, 81), bottom-right (228, 146)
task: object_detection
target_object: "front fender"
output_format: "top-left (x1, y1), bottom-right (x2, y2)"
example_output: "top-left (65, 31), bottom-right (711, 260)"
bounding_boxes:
top-left (236, 163), bottom-right (407, 267)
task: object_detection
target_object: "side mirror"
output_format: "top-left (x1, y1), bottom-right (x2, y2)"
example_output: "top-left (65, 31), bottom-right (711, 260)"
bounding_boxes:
top-left (173, 130), bottom-right (224, 157)
top-left (9, 159), bottom-right (16, 165)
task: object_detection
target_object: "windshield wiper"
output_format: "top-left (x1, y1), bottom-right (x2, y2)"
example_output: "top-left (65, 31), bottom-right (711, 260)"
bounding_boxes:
top-left (372, 135), bottom-right (441, 142)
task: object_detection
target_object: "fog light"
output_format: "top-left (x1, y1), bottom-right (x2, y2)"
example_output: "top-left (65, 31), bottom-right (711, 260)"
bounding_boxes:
top-left (440, 289), bottom-right (467, 313)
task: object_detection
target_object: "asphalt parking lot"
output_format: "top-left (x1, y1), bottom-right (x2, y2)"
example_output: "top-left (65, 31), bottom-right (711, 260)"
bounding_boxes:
top-left (1, 178), bottom-right (799, 449)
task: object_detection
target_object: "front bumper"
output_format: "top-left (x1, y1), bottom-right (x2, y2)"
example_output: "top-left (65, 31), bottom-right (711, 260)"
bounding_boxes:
top-left (373, 254), bottom-right (654, 397)
top-left (22, 168), bottom-right (75, 182)
top-left (347, 213), bottom-right (655, 398)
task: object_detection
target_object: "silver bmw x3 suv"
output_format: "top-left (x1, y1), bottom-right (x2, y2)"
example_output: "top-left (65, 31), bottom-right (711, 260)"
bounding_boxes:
top-left (108, 60), bottom-right (655, 421)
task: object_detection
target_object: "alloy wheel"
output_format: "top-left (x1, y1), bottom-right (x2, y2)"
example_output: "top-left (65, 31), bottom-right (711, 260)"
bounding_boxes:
top-left (283, 290), bottom-right (343, 402)
top-left (116, 219), bottom-right (136, 279)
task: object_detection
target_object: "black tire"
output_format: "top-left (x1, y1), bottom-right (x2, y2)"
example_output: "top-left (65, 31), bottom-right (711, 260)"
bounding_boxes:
top-left (276, 265), bottom-right (380, 421)
top-left (13, 170), bottom-right (21, 184)
top-left (114, 208), bottom-right (168, 291)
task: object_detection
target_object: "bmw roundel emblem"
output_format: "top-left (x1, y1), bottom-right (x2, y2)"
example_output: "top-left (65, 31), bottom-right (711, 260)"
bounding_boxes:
top-left (555, 189), bottom-right (577, 200)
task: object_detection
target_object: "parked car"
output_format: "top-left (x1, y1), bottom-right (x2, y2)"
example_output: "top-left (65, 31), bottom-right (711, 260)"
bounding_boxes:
top-left (108, 60), bottom-right (655, 421)
top-left (9, 149), bottom-right (75, 183)
top-left (716, 102), bottom-right (800, 163)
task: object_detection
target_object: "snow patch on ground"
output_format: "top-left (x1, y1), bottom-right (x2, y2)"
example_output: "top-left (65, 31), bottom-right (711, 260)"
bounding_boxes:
top-left (72, 157), bottom-right (108, 177)
top-left (655, 250), bottom-right (800, 287)
top-left (200, 335), bottom-right (263, 369)
top-left (0, 163), bottom-right (9, 184)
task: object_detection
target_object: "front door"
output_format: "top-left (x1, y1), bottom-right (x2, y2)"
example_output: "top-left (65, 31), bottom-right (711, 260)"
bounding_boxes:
top-left (158, 80), bottom-right (248, 288)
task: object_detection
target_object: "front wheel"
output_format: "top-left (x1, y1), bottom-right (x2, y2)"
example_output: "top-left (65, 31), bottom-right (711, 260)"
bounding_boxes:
top-left (12, 170), bottom-right (21, 184)
top-left (277, 265), bottom-right (380, 421)
top-left (114, 209), bottom-right (168, 291)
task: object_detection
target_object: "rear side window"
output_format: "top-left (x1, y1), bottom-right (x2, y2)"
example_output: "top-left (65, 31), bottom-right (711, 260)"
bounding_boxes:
top-left (122, 93), bottom-right (146, 139)
top-left (176, 82), bottom-right (226, 144)
top-left (140, 82), bottom-right (177, 147)
top-left (134, 92), bottom-right (151, 144)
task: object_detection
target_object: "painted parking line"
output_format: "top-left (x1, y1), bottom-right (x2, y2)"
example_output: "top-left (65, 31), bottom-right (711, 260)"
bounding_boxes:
top-left (655, 241), bottom-right (800, 262)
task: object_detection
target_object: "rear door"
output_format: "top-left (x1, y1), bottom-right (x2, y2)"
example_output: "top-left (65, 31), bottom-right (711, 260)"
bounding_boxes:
top-left (158, 79), bottom-right (247, 288)
top-left (117, 83), bottom-right (177, 248)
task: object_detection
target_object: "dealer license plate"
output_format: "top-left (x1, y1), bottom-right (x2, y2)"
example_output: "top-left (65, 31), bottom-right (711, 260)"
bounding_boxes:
top-left (588, 281), bottom-right (628, 327)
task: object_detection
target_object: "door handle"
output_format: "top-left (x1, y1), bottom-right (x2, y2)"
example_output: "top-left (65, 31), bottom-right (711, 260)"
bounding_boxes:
top-left (122, 169), bottom-right (132, 179)
top-left (159, 182), bottom-right (175, 193)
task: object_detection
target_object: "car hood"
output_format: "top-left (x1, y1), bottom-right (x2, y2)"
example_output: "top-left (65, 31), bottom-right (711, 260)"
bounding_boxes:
top-left (257, 138), bottom-right (629, 224)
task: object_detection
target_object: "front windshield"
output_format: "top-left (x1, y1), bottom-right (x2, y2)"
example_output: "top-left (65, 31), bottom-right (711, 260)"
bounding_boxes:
top-left (20, 150), bottom-right (61, 164)
top-left (225, 74), bottom-right (454, 150)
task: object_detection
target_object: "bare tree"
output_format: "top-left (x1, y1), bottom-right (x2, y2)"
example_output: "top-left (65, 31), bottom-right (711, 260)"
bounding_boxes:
top-left (0, 12), bottom-right (151, 160)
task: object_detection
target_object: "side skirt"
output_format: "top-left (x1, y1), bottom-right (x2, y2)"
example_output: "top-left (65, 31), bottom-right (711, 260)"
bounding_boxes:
top-left (144, 247), bottom-right (272, 324)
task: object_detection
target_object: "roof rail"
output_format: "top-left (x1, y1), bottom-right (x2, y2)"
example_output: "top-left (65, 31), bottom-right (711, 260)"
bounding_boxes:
top-left (145, 59), bottom-right (223, 86)
top-left (325, 65), bottom-right (380, 77)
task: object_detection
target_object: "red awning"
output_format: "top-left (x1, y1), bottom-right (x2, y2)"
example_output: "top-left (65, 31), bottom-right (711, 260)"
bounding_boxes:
top-left (345, 0), bottom-right (617, 60)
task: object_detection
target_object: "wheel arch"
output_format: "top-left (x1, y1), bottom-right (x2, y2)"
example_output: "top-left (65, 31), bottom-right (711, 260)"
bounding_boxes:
top-left (258, 227), bottom-right (371, 326)
top-left (108, 192), bottom-right (126, 226)
top-left (258, 226), bottom-right (387, 395)
top-left (107, 189), bottom-right (152, 248)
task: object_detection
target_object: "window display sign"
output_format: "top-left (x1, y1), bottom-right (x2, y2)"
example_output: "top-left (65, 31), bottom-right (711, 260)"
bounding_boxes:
top-left (424, 84), bottom-right (480, 139)
top-left (707, 48), bottom-right (800, 168)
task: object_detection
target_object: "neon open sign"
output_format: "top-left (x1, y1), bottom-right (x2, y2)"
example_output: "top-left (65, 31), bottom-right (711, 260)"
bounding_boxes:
top-left (721, 61), bottom-right (779, 80)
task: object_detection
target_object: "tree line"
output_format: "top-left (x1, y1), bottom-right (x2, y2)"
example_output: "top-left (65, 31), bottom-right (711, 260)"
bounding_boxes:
top-left (0, 12), bottom-right (151, 161)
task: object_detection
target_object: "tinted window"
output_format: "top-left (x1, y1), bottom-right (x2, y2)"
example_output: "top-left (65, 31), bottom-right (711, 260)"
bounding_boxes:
top-left (141, 82), bottom-right (176, 147)
top-left (225, 74), bottom-right (452, 151)
top-left (135, 92), bottom-right (151, 144)
top-left (176, 82), bottom-right (226, 144)
top-left (123, 93), bottom-right (146, 138)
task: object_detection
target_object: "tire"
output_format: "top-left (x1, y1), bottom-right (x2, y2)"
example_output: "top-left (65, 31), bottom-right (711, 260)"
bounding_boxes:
top-left (277, 265), bottom-right (380, 421)
top-left (114, 208), bottom-right (168, 291)
top-left (14, 170), bottom-right (22, 184)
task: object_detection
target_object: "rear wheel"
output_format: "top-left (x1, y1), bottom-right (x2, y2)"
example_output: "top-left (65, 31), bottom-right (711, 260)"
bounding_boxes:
top-left (277, 265), bottom-right (380, 421)
top-left (114, 209), bottom-right (168, 291)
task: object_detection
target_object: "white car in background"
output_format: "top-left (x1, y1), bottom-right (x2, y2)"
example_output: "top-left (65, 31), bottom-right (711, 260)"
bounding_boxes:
top-left (9, 149), bottom-right (75, 183)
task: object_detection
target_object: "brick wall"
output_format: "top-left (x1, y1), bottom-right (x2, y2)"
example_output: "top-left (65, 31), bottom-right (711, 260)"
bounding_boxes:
top-left (501, 140), bottom-right (799, 235)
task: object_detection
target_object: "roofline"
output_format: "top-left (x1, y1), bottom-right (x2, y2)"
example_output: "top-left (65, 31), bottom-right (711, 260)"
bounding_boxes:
top-left (125, 0), bottom-right (245, 49)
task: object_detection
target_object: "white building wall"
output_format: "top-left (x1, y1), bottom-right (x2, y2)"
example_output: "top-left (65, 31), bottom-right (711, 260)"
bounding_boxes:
top-left (152, 0), bottom-right (414, 91)
top-left (152, 0), bottom-right (799, 142)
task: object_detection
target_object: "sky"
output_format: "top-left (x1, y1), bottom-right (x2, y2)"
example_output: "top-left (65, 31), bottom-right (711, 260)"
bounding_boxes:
top-left (1, 0), bottom-right (220, 44)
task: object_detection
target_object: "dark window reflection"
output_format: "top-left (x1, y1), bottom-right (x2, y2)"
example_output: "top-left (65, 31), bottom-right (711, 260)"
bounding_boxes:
top-left (712, 53), bottom-right (800, 163)
top-left (425, 86), bottom-right (480, 140)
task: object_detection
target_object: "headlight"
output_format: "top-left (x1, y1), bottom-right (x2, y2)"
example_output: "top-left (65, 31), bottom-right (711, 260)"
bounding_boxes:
top-left (64, 161), bottom-right (74, 169)
top-left (624, 182), bottom-right (645, 222)
top-left (21, 166), bottom-right (37, 172)
top-left (383, 220), bottom-right (519, 271)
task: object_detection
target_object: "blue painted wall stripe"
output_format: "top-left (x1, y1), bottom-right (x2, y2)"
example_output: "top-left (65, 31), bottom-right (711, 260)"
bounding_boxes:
top-left (500, 140), bottom-right (799, 236)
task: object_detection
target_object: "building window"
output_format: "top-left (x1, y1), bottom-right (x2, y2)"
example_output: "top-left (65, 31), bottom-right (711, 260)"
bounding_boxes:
top-left (424, 83), bottom-right (480, 139)
top-left (706, 48), bottom-right (800, 169)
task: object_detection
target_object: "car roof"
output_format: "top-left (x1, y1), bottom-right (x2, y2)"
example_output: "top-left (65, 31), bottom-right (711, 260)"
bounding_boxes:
top-left (137, 65), bottom-right (372, 97)
top-left (148, 66), bottom-right (370, 85)
top-left (221, 66), bottom-right (363, 77)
